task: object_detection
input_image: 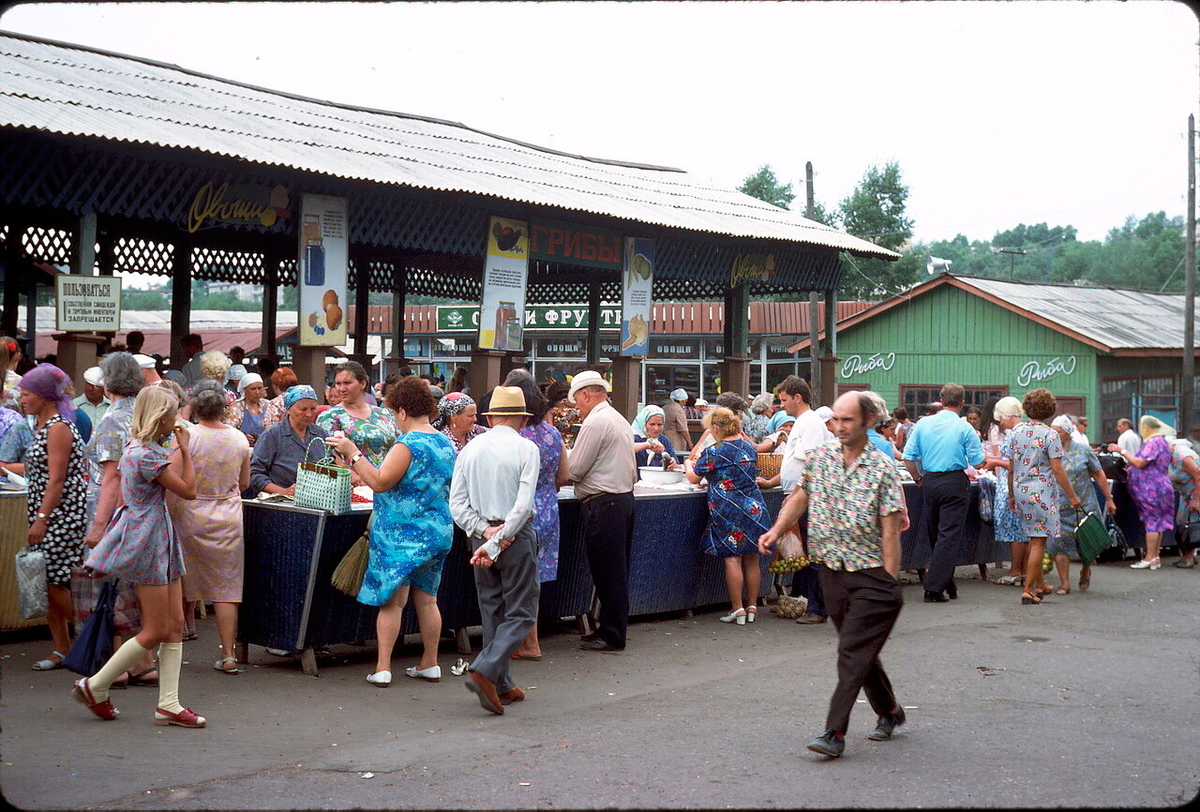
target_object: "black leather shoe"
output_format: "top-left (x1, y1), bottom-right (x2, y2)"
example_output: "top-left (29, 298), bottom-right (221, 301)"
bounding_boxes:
top-left (867, 707), bottom-right (906, 740)
top-left (579, 633), bottom-right (599, 643)
top-left (923, 590), bottom-right (949, 603)
top-left (579, 637), bottom-right (624, 652)
top-left (945, 582), bottom-right (958, 600)
top-left (806, 730), bottom-right (845, 758)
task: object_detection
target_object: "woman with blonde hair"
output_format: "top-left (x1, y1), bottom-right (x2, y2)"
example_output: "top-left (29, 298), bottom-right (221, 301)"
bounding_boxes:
top-left (1108, 415), bottom-right (1175, 570)
top-left (73, 386), bottom-right (204, 727)
top-left (685, 406), bottom-right (771, 624)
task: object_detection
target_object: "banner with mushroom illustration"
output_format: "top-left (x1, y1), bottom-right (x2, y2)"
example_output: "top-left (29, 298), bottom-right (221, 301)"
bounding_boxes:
top-left (619, 237), bottom-right (653, 356)
top-left (297, 193), bottom-right (349, 347)
top-left (479, 216), bottom-right (529, 352)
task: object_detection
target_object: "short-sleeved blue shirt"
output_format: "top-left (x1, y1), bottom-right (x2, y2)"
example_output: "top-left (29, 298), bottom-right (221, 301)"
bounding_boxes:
top-left (901, 410), bottom-right (985, 472)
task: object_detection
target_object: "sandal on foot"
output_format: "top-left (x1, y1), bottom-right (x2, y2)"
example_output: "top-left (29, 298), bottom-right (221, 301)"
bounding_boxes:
top-left (511, 652), bottom-right (543, 661)
top-left (72, 678), bottom-right (119, 720)
top-left (127, 668), bottom-right (159, 687)
top-left (719, 608), bottom-right (747, 625)
top-left (1055, 586), bottom-right (1070, 595)
top-left (213, 657), bottom-right (239, 674)
top-left (995, 575), bottom-right (1020, 586)
top-left (32, 651), bottom-right (65, 671)
top-left (154, 707), bottom-right (206, 728)
top-left (746, 605), bottom-right (758, 623)
top-left (1021, 592), bottom-right (1042, 605)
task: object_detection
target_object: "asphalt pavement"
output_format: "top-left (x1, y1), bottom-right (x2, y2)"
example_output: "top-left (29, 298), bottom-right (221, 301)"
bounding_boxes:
top-left (1, 560), bottom-right (1198, 810)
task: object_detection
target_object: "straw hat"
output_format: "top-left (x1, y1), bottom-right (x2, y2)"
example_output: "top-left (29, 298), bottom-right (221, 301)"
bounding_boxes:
top-left (567, 370), bottom-right (610, 403)
top-left (482, 385), bottom-right (532, 417)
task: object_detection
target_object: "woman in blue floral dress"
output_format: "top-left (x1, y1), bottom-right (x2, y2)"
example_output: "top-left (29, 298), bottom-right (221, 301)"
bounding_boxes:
top-left (326, 377), bottom-right (455, 687)
top-left (983, 397), bottom-right (1030, 585)
top-left (686, 406), bottom-right (771, 625)
top-left (512, 379), bottom-right (570, 659)
top-left (1005, 389), bottom-right (1081, 605)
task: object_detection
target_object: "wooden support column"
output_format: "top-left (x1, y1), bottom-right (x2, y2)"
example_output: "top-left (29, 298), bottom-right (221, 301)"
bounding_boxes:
top-left (261, 244), bottom-right (280, 362)
top-left (56, 213), bottom-right (101, 385)
top-left (349, 252), bottom-right (373, 374)
top-left (1, 217), bottom-right (26, 337)
top-left (586, 280), bottom-right (601, 367)
top-left (384, 260), bottom-right (407, 378)
top-left (721, 281), bottom-right (751, 397)
top-left (610, 354), bottom-right (642, 421)
top-left (807, 292), bottom-right (821, 397)
top-left (292, 346), bottom-right (328, 395)
top-left (819, 290), bottom-right (839, 407)
top-left (468, 349), bottom-right (505, 399)
top-left (169, 234), bottom-right (192, 372)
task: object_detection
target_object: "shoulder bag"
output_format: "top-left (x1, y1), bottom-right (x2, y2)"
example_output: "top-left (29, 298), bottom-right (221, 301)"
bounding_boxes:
top-left (63, 579), bottom-right (116, 676)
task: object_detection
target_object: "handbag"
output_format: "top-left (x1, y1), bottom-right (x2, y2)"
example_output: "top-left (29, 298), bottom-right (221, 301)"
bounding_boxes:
top-left (14, 546), bottom-right (48, 619)
top-left (1073, 510), bottom-right (1110, 565)
top-left (977, 472), bottom-right (996, 523)
top-left (1105, 514), bottom-right (1129, 551)
top-left (62, 579), bottom-right (116, 676)
top-left (774, 594), bottom-right (809, 620)
top-left (331, 513), bottom-right (373, 597)
top-left (294, 443), bottom-right (351, 514)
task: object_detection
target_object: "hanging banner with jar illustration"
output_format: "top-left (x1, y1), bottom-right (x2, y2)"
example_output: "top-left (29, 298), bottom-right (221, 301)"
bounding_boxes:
top-left (478, 216), bottom-right (529, 352)
top-left (619, 237), bottom-right (654, 356)
top-left (297, 194), bottom-right (349, 347)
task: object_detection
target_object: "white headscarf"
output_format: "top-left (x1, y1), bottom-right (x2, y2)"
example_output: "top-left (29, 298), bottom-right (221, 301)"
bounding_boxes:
top-left (631, 404), bottom-right (665, 437)
top-left (238, 372), bottom-right (264, 394)
top-left (1050, 414), bottom-right (1076, 433)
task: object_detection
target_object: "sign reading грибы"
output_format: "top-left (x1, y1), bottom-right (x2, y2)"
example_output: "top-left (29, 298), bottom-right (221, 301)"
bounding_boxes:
top-left (56, 275), bottom-right (122, 332)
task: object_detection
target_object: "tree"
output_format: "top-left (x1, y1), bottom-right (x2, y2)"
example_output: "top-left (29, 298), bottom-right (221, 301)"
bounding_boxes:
top-left (836, 162), bottom-right (920, 299)
top-left (739, 164), bottom-right (795, 210)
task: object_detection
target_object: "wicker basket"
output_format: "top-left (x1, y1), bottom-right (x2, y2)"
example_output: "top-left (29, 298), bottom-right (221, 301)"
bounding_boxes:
top-left (756, 452), bottom-right (783, 479)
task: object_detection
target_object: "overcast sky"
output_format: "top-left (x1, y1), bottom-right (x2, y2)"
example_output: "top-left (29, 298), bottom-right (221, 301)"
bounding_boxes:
top-left (2, 0), bottom-right (1197, 247)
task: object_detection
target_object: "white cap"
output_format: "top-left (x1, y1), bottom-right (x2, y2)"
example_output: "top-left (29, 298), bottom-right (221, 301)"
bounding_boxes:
top-left (567, 370), bottom-right (611, 403)
top-left (228, 364), bottom-right (248, 382)
top-left (132, 353), bottom-right (156, 369)
top-left (669, 388), bottom-right (687, 402)
top-left (83, 366), bottom-right (104, 387)
top-left (693, 397), bottom-right (709, 408)
top-left (815, 406), bottom-right (834, 422)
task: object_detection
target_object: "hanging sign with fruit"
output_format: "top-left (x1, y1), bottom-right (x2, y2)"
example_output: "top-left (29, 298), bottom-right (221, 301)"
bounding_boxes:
top-left (619, 237), bottom-right (654, 356)
top-left (296, 193), bottom-right (349, 347)
top-left (479, 216), bottom-right (529, 352)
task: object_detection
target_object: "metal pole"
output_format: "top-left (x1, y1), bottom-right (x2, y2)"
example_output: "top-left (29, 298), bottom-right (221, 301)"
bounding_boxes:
top-left (1182, 113), bottom-right (1196, 440)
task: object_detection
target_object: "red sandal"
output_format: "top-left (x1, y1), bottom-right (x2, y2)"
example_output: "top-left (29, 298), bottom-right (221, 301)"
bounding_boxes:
top-left (71, 678), bottom-right (120, 720)
top-left (155, 707), bottom-right (207, 728)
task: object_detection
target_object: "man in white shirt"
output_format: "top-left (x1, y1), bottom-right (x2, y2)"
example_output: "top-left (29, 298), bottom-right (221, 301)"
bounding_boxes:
top-left (1070, 415), bottom-right (1089, 446)
top-left (72, 366), bottom-right (109, 427)
top-left (450, 385), bottom-right (541, 716)
top-left (1116, 418), bottom-right (1142, 455)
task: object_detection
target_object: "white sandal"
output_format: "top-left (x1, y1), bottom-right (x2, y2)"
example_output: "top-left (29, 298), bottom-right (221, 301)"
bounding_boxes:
top-left (213, 656), bottom-right (239, 674)
top-left (745, 606), bottom-right (758, 623)
top-left (719, 609), bottom-right (747, 626)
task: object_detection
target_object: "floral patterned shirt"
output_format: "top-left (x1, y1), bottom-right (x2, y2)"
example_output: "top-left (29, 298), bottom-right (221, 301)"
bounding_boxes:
top-left (85, 396), bottom-right (135, 501)
top-left (802, 440), bottom-right (904, 571)
top-left (315, 404), bottom-right (397, 467)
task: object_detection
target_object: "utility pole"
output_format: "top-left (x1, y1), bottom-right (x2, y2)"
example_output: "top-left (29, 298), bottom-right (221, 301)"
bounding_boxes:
top-left (1182, 113), bottom-right (1196, 440)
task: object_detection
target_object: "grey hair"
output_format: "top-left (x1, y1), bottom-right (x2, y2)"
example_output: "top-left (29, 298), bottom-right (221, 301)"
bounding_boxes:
top-left (503, 368), bottom-right (533, 385)
top-left (198, 350), bottom-right (231, 380)
top-left (750, 393), bottom-right (774, 415)
top-left (860, 391), bottom-right (889, 427)
top-left (99, 351), bottom-right (144, 397)
top-left (715, 392), bottom-right (746, 413)
top-left (188, 379), bottom-right (229, 421)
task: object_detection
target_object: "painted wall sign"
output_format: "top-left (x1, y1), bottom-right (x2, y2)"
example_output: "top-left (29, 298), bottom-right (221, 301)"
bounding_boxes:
top-left (730, 252), bottom-right (776, 287)
top-left (55, 275), bottom-right (122, 332)
top-left (436, 304), bottom-right (623, 332)
top-left (185, 182), bottom-right (290, 233)
top-left (840, 352), bottom-right (896, 378)
top-left (479, 217), bottom-right (529, 351)
top-left (297, 194), bottom-right (348, 347)
top-left (1016, 355), bottom-right (1077, 387)
top-left (529, 219), bottom-right (623, 270)
top-left (620, 237), bottom-right (654, 356)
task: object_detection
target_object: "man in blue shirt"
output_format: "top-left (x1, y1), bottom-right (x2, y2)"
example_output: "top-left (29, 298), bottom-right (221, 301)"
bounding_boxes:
top-left (902, 383), bottom-right (984, 603)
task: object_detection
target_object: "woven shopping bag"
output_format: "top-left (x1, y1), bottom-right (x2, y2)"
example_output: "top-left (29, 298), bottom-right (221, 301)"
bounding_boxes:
top-left (1073, 510), bottom-right (1110, 565)
top-left (294, 444), bottom-right (351, 514)
top-left (331, 512), bottom-right (373, 597)
top-left (15, 546), bottom-right (48, 619)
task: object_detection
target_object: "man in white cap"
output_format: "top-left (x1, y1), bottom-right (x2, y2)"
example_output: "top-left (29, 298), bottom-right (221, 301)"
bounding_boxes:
top-left (568, 370), bottom-right (637, 652)
top-left (663, 387), bottom-right (692, 452)
top-left (450, 385), bottom-right (541, 715)
top-left (132, 353), bottom-right (161, 384)
top-left (73, 366), bottom-right (110, 427)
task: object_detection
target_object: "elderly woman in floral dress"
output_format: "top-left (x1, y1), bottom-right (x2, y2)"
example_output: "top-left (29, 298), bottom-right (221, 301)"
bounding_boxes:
top-left (1047, 415), bottom-right (1116, 593)
top-left (1108, 416), bottom-right (1176, 570)
top-left (435, 392), bottom-right (487, 454)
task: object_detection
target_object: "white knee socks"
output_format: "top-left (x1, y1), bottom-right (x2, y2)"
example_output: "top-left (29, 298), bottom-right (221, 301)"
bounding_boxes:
top-left (156, 642), bottom-right (184, 714)
top-left (88, 638), bottom-right (151, 702)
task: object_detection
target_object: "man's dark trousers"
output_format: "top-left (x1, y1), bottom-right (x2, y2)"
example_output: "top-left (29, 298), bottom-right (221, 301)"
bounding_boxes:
top-left (582, 491), bottom-right (635, 648)
top-left (922, 470), bottom-right (970, 594)
top-left (819, 565), bottom-right (903, 734)
top-left (790, 514), bottom-right (827, 616)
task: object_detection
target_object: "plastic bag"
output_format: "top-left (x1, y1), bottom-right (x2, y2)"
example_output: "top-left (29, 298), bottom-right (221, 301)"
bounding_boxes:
top-left (15, 546), bottom-right (48, 619)
top-left (976, 472), bottom-right (996, 523)
top-left (777, 526), bottom-right (804, 560)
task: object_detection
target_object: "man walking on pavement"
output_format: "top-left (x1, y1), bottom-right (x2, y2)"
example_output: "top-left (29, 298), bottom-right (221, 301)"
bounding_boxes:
top-left (759, 391), bottom-right (908, 759)
top-left (450, 386), bottom-right (541, 715)
top-left (757, 375), bottom-right (833, 624)
top-left (567, 370), bottom-right (636, 652)
top-left (901, 383), bottom-right (985, 603)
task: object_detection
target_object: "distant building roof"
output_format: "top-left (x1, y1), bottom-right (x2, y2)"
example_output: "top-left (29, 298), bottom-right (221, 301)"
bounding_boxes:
top-left (789, 274), bottom-right (1200, 355)
top-left (0, 30), bottom-right (897, 260)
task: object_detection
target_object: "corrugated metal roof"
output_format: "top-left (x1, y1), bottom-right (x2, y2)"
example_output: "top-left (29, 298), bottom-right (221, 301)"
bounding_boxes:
top-left (0, 31), bottom-right (897, 259)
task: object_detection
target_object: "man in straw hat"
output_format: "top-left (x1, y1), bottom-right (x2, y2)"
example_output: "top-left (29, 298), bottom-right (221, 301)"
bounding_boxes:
top-left (450, 385), bottom-right (541, 715)
top-left (567, 370), bottom-right (637, 652)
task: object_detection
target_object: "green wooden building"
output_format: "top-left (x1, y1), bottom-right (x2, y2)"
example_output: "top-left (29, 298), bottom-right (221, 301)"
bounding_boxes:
top-left (791, 274), bottom-right (1200, 443)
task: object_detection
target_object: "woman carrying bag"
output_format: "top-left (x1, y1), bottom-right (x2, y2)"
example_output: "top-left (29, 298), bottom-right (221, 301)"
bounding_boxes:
top-left (71, 386), bottom-right (204, 727)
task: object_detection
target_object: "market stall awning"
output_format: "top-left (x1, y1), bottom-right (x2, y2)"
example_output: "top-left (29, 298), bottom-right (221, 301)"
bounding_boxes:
top-left (0, 30), bottom-right (896, 261)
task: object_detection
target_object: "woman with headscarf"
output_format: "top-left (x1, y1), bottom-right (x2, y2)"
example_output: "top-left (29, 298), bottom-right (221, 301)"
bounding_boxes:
top-left (228, 372), bottom-right (268, 446)
top-left (1108, 416), bottom-right (1176, 570)
top-left (1168, 436), bottom-right (1200, 568)
top-left (435, 391), bottom-right (487, 453)
top-left (1047, 414), bottom-right (1116, 593)
top-left (18, 364), bottom-right (88, 671)
top-left (984, 396), bottom-right (1029, 585)
top-left (662, 388), bottom-right (692, 452)
top-left (630, 404), bottom-right (679, 471)
top-left (248, 385), bottom-right (331, 497)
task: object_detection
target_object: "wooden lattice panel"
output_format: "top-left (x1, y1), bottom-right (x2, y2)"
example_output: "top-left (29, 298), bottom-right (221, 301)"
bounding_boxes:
top-left (192, 246), bottom-right (265, 284)
top-left (21, 226), bottom-right (71, 264)
top-left (113, 236), bottom-right (173, 276)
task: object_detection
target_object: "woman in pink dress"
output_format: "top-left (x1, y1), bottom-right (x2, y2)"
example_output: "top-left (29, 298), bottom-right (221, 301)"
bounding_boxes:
top-left (171, 381), bottom-right (251, 673)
